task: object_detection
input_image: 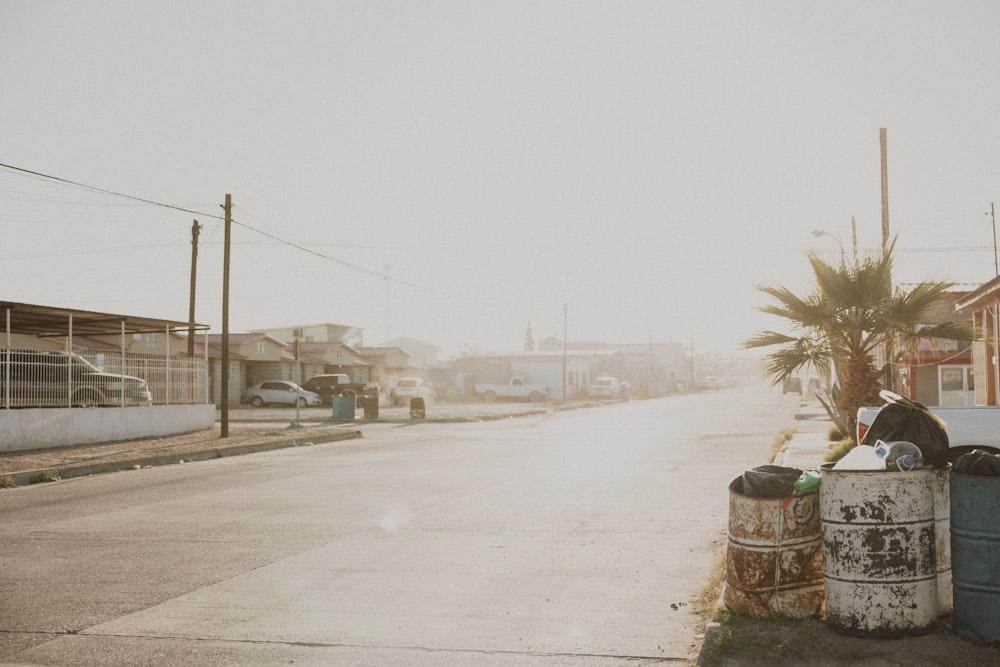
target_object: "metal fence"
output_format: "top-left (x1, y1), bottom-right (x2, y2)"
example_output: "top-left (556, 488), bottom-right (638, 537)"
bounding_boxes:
top-left (1, 348), bottom-right (209, 408)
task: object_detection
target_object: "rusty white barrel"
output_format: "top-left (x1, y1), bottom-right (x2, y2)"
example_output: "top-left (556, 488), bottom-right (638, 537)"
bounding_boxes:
top-left (723, 476), bottom-right (824, 619)
top-left (951, 471), bottom-right (1000, 644)
top-left (819, 464), bottom-right (937, 637)
top-left (932, 465), bottom-right (952, 616)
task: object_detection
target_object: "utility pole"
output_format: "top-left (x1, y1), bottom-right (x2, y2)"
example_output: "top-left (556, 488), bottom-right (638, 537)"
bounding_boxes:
top-left (851, 215), bottom-right (858, 265)
top-left (384, 265), bottom-right (390, 341)
top-left (221, 194), bottom-right (232, 438)
top-left (880, 129), bottom-right (894, 391)
top-left (187, 220), bottom-right (201, 358)
top-left (988, 203), bottom-right (997, 277)
top-left (880, 128), bottom-right (890, 250)
top-left (562, 303), bottom-right (568, 401)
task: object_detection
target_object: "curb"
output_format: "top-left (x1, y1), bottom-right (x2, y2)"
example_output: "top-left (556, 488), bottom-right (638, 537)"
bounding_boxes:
top-left (4, 428), bottom-right (363, 488)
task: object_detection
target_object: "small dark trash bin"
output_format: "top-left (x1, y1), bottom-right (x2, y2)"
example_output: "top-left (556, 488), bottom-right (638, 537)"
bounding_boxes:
top-left (363, 396), bottom-right (380, 420)
top-left (410, 397), bottom-right (426, 419)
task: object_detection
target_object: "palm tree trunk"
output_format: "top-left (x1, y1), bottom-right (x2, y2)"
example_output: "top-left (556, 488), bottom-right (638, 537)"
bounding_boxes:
top-left (837, 353), bottom-right (883, 439)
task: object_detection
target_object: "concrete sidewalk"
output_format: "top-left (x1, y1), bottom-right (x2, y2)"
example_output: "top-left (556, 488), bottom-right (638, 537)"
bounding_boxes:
top-left (777, 398), bottom-right (836, 469)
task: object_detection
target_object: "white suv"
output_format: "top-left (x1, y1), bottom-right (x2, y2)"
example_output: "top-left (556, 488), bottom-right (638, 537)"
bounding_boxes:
top-left (391, 377), bottom-right (430, 406)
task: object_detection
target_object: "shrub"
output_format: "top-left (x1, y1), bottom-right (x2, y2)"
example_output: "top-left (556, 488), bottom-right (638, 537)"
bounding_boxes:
top-left (29, 471), bottom-right (59, 484)
top-left (1, 476), bottom-right (17, 489)
top-left (827, 425), bottom-right (844, 442)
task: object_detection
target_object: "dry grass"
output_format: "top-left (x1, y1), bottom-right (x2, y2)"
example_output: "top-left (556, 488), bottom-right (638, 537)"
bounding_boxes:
top-left (769, 428), bottom-right (795, 463)
top-left (824, 438), bottom-right (855, 463)
top-left (693, 544), bottom-right (727, 619)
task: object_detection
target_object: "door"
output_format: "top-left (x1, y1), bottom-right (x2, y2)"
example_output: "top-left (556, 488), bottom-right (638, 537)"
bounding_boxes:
top-left (939, 365), bottom-right (975, 407)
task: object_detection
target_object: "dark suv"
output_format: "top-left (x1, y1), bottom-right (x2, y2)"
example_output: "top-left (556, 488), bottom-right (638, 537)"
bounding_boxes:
top-left (0, 349), bottom-right (153, 408)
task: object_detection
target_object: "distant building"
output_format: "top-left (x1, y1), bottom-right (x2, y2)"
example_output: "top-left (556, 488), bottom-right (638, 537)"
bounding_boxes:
top-left (376, 337), bottom-right (441, 367)
top-left (251, 322), bottom-right (365, 347)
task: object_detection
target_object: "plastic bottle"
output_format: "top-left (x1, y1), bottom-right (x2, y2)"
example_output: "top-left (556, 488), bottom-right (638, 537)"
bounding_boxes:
top-left (874, 440), bottom-right (924, 471)
top-left (833, 445), bottom-right (886, 470)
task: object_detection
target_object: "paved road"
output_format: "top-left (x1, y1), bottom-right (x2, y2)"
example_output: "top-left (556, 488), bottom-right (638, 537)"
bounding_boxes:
top-left (0, 384), bottom-right (800, 665)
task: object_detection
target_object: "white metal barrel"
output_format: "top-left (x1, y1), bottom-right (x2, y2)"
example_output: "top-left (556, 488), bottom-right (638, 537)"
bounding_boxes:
top-left (819, 464), bottom-right (937, 637)
top-left (932, 465), bottom-right (952, 616)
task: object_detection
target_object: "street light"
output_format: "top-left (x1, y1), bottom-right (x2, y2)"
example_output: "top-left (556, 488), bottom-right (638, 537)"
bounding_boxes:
top-left (811, 229), bottom-right (847, 266)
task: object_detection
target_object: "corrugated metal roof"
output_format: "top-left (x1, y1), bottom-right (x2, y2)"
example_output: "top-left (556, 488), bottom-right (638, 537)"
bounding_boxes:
top-left (0, 300), bottom-right (207, 338)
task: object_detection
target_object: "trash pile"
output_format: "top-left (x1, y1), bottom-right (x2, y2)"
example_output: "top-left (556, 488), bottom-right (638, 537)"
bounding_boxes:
top-left (953, 448), bottom-right (1000, 476)
top-left (855, 390), bottom-right (950, 467)
top-left (833, 439), bottom-right (925, 471)
top-left (724, 389), bottom-right (1000, 640)
top-left (739, 463), bottom-right (819, 498)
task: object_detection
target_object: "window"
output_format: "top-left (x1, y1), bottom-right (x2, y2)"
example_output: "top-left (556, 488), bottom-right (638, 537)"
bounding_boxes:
top-left (145, 333), bottom-right (158, 347)
top-left (256, 341), bottom-right (266, 354)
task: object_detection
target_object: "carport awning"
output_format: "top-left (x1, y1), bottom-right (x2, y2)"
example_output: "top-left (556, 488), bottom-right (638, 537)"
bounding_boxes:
top-left (0, 300), bottom-right (208, 338)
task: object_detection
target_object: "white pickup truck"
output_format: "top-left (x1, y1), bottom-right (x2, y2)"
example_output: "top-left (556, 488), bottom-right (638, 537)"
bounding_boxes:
top-left (857, 395), bottom-right (1000, 461)
top-left (474, 377), bottom-right (549, 403)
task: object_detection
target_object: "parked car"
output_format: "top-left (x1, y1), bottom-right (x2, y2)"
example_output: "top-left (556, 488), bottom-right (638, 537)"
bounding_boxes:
top-left (0, 348), bottom-right (152, 408)
top-left (700, 376), bottom-right (724, 391)
top-left (588, 376), bottom-right (621, 399)
top-left (301, 373), bottom-right (379, 405)
top-left (782, 377), bottom-right (801, 394)
top-left (391, 377), bottom-right (430, 406)
top-left (474, 377), bottom-right (549, 402)
top-left (243, 380), bottom-right (321, 408)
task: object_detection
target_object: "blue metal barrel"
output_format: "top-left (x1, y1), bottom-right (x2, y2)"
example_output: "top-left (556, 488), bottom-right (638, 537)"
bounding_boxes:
top-left (950, 471), bottom-right (1000, 644)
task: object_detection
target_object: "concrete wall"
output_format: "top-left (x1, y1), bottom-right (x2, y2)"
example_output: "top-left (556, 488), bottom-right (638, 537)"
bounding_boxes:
top-left (0, 404), bottom-right (216, 453)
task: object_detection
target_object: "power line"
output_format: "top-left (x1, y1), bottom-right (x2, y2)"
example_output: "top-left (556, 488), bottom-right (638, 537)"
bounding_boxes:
top-left (0, 162), bottom-right (223, 219)
top-left (0, 161), bottom-right (476, 302)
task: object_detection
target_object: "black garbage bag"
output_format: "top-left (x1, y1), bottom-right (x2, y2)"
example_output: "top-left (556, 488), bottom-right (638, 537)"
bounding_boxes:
top-left (741, 464), bottom-right (804, 498)
top-left (860, 391), bottom-right (950, 468)
top-left (953, 449), bottom-right (1000, 476)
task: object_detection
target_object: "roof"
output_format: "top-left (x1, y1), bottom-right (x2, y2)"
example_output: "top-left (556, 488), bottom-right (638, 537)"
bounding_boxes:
top-left (955, 275), bottom-right (1000, 312)
top-left (0, 300), bottom-right (208, 338)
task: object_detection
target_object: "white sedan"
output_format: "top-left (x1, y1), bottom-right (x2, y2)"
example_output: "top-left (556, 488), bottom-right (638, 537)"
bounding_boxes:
top-left (244, 381), bottom-right (321, 408)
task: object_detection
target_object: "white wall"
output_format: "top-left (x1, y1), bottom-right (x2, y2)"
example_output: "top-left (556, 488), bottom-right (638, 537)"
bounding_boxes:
top-left (0, 404), bottom-right (216, 453)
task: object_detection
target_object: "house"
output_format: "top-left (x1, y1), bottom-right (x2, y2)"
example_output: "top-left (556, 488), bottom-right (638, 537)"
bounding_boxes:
top-left (886, 289), bottom-right (975, 407)
top-left (376, 337), bottom-right (441, 367)
top-left (193, 334), bottom-right (384, 406)
top-left (250, 322), bottom-right (365, 347)
top-left (955, 278), bottom-right (1000, 406)
top-left (614, 341), bottom-right (691, 396)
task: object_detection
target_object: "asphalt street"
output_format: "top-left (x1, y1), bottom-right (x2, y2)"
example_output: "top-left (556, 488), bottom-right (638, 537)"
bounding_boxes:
top-left (1, 386), bottom-right (801, 666)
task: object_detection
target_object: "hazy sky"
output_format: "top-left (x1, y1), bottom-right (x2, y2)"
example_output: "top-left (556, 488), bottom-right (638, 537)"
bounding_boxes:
top-left (3, 1), bottom-right (1000, 358)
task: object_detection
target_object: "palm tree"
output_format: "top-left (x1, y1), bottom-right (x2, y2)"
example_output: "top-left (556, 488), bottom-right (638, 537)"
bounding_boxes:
top-left (745, 239), bottom-right (973, 437)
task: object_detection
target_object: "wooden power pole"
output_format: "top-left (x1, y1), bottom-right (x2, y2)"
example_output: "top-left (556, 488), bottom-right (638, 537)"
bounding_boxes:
top-left (187, 220), bottom-right (200, 358)
top-left (221, 194), bottom-right (232, 438)
top-left (880, 128), bottom-right (890, 250)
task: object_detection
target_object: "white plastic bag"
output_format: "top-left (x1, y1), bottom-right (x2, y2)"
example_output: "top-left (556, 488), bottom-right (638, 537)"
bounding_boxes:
top-left (833, 445), bottom-right (886, 471)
